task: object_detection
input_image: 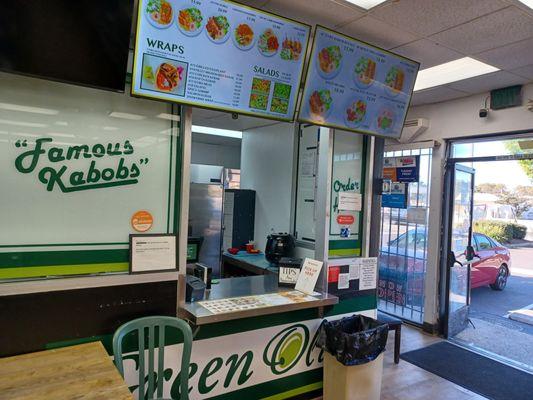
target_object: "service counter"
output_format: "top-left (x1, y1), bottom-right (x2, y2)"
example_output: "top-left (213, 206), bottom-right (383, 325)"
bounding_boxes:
top-left (180, 275), bottom-right (338, 325)
top-left (220, 251), bottom-right (278, 277)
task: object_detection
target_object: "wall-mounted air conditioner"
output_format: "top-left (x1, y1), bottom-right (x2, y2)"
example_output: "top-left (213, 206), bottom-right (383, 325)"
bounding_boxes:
top-left (398, 118), bottom-right (430, 144)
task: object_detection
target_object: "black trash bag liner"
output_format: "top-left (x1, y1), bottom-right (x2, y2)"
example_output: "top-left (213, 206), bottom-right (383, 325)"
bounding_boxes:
top-left (316, 314), bottom-right (388, 366)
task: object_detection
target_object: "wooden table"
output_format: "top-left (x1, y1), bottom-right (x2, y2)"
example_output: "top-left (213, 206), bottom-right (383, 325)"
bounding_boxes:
top-left (0, 342), bottom-right (133, 400)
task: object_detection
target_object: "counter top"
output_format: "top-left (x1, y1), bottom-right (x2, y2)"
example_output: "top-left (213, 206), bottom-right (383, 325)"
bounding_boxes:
top-left (179, 275), bottom-right (338, 325)
top-left (0, 271), bottom-right (179, 296)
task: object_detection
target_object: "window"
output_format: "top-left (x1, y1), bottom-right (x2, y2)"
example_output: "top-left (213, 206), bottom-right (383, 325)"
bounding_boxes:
top-left (475, 234), bottom-right (492, 250)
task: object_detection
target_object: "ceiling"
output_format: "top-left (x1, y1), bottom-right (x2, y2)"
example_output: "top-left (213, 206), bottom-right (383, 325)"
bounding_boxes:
top-left (190, 0), bottom-right (533, 130)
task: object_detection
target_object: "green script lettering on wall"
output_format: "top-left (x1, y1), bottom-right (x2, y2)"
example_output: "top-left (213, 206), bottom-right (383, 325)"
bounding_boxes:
top-left (14, 138), bottom-right (148, 193)
top-left (332, 177), bottom-right (359, 213)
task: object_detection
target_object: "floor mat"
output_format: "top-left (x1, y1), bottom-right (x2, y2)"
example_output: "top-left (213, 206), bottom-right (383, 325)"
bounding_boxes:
top-left (401, 341), bottom-right (533, 400)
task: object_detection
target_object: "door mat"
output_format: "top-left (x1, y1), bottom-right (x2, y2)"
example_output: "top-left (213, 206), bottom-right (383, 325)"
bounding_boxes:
top-left (401, 341), bottom-right (533, 400)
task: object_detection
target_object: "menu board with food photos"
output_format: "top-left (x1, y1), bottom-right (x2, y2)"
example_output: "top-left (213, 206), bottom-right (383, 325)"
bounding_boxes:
top-left (298, 26), bottom-right (420, 139)
top-left (132, 0), bottom-right (311, 121)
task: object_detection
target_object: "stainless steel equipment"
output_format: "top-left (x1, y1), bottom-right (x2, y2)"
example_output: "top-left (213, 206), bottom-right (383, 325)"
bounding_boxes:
top-left (189, 182), bottom-right (223, 277)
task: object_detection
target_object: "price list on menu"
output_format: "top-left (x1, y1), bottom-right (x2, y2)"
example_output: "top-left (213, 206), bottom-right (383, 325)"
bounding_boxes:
top-left (132, 0), bottom-right (310, 121)
top-left (298, 26), bottom-right (419, 139)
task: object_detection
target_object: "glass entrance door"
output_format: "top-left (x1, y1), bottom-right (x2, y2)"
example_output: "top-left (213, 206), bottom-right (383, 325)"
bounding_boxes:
top-left (445, 164), bottom-right (475, 337)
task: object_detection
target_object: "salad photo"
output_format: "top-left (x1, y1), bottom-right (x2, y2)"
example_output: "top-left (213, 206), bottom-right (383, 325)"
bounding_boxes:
top-left (308, 89), bottom-right (332, 121)
top-left (384, 66), bottom-right (405, 96)
top-left (354, 56), bottom-right (376, 87)
top-left (345, 99), bottom-right (367, 127)
top-left (233, 23), bottom-right (255, 50)
top-left (376, 108), bottom-right (395, 133)
top-left (251, 77), bottom-right (271, 94)
top-left (145, 0), bottom-right (173, 28)
top-left (280, 37), bottom-right (303, 61)
top-left (206, 15), bottom-right (230, 43)
top-left (258, 28), bottom-right (279, 56)
top-left (270, 97), bottom-right (289, 114)
top-left (178, 7), bottom-right (203, 36)
top-left (249, 93), bottom-right (268, 110)
top-left (317, 46), bottom-right (342, 79)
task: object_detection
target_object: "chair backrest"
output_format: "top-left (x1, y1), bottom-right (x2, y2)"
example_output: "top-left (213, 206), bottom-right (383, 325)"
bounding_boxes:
top-left (113, 316), bottom-right (193, 400)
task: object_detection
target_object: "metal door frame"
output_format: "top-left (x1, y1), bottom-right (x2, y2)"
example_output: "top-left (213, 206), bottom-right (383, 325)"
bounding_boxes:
top-left (440, 161), bottom-right (475, 337)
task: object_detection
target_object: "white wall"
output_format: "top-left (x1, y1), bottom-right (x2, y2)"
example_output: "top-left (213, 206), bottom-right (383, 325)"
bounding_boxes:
top-left (398, 83), bottom-right (533, 327)
top-left (406, 83), bottom-right (533, 141)
top-left (191, 141), bottom-right (241, 169)
top-left (240, 123), bottom-right (295, 251)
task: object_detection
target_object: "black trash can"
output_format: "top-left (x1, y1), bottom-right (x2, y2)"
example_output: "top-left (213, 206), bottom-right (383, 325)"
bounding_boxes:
top-left (317, 314), bottom-right (389, 400)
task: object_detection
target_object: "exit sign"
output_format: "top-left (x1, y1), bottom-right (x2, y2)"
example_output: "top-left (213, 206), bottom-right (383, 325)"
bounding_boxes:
top-left (490, 85), bottom-right (522, 110)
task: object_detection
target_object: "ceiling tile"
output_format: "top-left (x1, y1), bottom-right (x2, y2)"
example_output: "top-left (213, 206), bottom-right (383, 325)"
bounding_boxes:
top-left (411, 86), bottom-right (470, 106)
top-left (447, 70), bottom-right (528, 94)
top-left (430, 7), bottom-right (533, 54)
top-left (261, 0), bottom-right (364, 28)
top-left (370, 0), bottom-right (507, 36)
top-left (510, 64), bottom-right (533, 80)
top-left (392, 39), bottom-right (463, 69)
top-left (338, 16), bottom-right (419, 50)
top-left (476, 38), bottom-right (533, 70)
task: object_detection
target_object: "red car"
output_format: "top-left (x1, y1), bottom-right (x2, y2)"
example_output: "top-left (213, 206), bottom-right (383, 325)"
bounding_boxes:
top-left (379, 230), bottom-right (511, 306)
top-left (471, 232), bottom-right (511, 290)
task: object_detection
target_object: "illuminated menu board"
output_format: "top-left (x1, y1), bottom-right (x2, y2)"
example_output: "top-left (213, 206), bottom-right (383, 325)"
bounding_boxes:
top-left (298, 26), bottom-right (419, 139)
top-left (132, 0), bottom-right (311, 122)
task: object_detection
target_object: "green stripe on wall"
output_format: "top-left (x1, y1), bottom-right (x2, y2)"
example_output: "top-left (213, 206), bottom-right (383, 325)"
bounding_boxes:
top-left (328, 240), bottom-right (360, 250)
top-left (261, 382), bottom-right (323, 400)
top-left (328, 248), bottom-right (361, 257)
top-left (0, 249), bottom-right (128, 268)
top-left (0, 263), bottom-right (128, 279)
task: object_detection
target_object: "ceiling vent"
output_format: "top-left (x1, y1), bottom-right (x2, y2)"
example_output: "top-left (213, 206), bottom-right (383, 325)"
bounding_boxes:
top-left (397, 118), bottom-right (429, 144)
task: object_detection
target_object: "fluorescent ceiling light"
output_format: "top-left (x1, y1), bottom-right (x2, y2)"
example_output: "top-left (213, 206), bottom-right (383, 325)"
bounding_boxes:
top-left (0, 102), bottom-right (59, 115)
top-left (0, 118), bottom-right (47, 128)
top-left (517, 1), bottom-right (533, 9)
top-left (109, 111), bottom-right (146, 120)
top-left (192, 125), bottom-right (242, 139)
top-left (102, 126), bottom-right (119, 131)
top-left (345, 0), bottom-right (388, 10)
top-left (414, 57), bottom-right (499, 91)
top-left (156, 113), bottom-right (180, 122)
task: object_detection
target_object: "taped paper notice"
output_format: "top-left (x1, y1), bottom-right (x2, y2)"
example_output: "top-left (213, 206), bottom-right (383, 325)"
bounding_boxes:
top-left (349, 262), bottom-right (360, 280)
top-left (338, 273), bottom-right (350, 289)
top-left (338, 192), bottom-right (362, 211)
top-left (359, 257), bottom-right (377, 290)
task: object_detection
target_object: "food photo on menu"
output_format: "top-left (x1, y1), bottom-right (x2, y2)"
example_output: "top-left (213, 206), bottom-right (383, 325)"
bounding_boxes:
top-left (141, 53), bottom-right (187, 96)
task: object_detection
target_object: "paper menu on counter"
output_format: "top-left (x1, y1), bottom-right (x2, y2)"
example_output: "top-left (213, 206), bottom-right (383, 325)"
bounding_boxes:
top-left (295, 258), bottom-right (323, 295)
top-left (132, 0), bottom-right (311, 121)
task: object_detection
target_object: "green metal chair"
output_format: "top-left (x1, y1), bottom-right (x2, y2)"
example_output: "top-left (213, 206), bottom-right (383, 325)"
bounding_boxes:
top-left (113, 316), bottom-right (193, 400)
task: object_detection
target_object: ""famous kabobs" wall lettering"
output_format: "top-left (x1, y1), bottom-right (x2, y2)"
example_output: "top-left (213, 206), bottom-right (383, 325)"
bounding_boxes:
top-left (14, 138), bottom-right (148, 193)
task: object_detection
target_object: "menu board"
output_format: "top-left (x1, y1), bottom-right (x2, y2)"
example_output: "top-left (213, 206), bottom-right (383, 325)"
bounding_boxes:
top-left (298, 26), bottom-right (419, 139)
top-left (132, 0), bottom-right (311, 121)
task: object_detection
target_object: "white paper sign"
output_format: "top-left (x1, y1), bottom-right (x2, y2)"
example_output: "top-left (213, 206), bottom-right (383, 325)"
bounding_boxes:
top-left (338, 192), bottom-right (362, 211)
top-left (338, 273), bottom-right (350, 290)
top-left (407, 207), bottom-right (427, 225)
top-left (131, 235), bottom-right (176, 272)
top-left (359, 257), bottom-right (377, 290)
top-left (349, 262), bottom-right (360, 280)
top-left (295, 258), bottom-right (323, 295)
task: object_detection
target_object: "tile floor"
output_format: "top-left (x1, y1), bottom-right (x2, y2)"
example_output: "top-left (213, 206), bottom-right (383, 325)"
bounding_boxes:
top-left (380, 325), bottom-right (487, 400)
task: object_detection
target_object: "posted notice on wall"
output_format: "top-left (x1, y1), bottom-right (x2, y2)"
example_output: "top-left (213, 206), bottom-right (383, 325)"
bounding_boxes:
top-left (132, 0), bottom-right (310, 121)
top-left (130, 234), bottom-right (177, 273)
top-left (298, 26), bottom-right (419, 138)
top-left (295, 258), bottom-right (324, 295)
top-left (338, 192), bottom-right (362, 211)
top-left (359, 257), bottom-right (377, 290)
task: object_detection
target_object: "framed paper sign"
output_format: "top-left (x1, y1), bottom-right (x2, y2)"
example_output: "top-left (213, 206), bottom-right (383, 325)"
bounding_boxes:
top-left (129, 234), bottom-right (177, 273)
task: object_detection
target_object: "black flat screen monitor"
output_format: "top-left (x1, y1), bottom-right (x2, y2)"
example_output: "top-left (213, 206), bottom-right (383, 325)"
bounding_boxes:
top-left (0, 0), bottom-right (134, 92)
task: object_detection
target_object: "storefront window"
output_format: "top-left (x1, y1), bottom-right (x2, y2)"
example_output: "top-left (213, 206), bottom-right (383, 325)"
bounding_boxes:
top-left (0, 72), bottom-right (180, 281)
